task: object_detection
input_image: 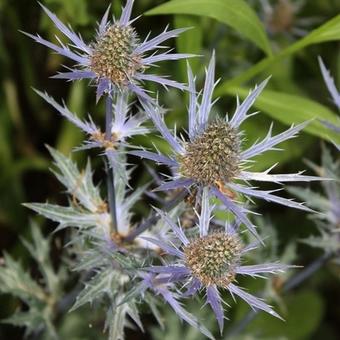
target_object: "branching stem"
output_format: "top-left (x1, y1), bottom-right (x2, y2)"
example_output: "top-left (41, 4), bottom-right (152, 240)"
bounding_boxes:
top-left (125, 189), bottom-right (188, 242)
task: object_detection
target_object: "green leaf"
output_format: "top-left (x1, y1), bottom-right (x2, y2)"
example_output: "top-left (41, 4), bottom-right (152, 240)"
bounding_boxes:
top-left (0, 309), bottom-right (58, 339)
top-left (21, 223), bottom-right (50, 266)
top-left (126, 300), bottom-right (144, 332)
top-left (73, 247), bottom-right (109, 272)
top-left (287, 187), bottom-right (330, 212)
top-left (227, 87), bottom-right (340, 143)
top-left (243, 290), bottom-right (324, 339)
top-left (146, 0), bottom-right (272, 56)
top-left (23, 202), bottom-right (99, 229)
top-left (70, 270), bottom-right (117, 312)
top-left (216, 14), bottom-right (340, 92)
top-left (1, 310), bottom-right (43, 328)
top-left (174, 15), bottom-right (203, 81)
top-left (144, 294), bottom-right (165, 330)
top-left (298, 14), bottom-right (340, 46)
top-left (48, 146), bottom-right (103, 213)
top-left (0, 253), bottom-right (46, 303)
top-left (112, 252), bottom-right (141, 270)
top-left (108, 308), bottom-right (125, 340)
top-left (45, 0), bottom-right (90, 26)
top-left (21, 222), bottom-right (60, 295)
top-left (106, 303), bottom-right (127, 340)
top-left (0, 252), bottom-right (58, 338)
top-left (118, 283), bottom-right (146, 307)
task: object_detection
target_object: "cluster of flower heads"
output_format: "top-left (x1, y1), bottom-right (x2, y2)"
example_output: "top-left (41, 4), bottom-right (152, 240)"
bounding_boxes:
top-left (133, 54), bottom-right (322, 241)
top-left (25, 0), bottom-right (327, 338)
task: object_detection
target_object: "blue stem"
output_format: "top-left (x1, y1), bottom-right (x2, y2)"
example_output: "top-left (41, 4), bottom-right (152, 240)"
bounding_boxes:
top-left (125, 189), bottom-right (187, 242)
top-left (105, 95), bottom-right (118, 233)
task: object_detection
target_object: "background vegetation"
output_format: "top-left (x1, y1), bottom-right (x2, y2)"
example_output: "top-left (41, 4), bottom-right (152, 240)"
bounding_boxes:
top-left (0, 0), bottom-right (339, 339)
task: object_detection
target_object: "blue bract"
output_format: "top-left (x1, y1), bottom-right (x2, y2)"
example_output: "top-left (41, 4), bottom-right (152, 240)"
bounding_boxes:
top-left (143, 189), bottom-right (290, 333)
top-left (131, 54), bottom-right (323, 240)
top-left (24, 0), bottom-right (193, 102)
top-left (318, 57), bottom-right (340, 150)
top-left (18, 2), bottom-right (331, 338)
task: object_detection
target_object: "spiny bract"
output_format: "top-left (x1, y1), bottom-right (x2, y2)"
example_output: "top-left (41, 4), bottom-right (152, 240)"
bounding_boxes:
top-left (24, 0), bottom-right (192, 101)
top-left (132, 54), bottom-right (324, 240)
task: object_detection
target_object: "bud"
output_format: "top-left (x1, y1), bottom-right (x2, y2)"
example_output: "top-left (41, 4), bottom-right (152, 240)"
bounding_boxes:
top-left (184, 232), bottom-right (242, 286)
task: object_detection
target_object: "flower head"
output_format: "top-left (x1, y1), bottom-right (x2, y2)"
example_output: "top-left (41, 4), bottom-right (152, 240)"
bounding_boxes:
top-left (145, 190), bottom-right (290, 332)
top-left (179, 119), bottom-right (241, 186)
top-left (184, 231), bottom-right (241, 286)
top-left (35, 89), bottom-right (149, 182)
top-left (24, 1), bottom-right (192, 101)
top-left (132, 54), bottom-right (324, 239)
top-left (90, 23), bottom-right (141, 86)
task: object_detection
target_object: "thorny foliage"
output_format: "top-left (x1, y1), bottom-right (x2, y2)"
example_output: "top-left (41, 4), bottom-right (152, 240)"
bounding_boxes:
top-left (0, 1), bottom-right (338, 339)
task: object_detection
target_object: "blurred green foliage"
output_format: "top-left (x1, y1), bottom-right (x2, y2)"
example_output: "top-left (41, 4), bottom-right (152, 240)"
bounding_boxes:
top-left (0, 0), bottom-right (340, 339)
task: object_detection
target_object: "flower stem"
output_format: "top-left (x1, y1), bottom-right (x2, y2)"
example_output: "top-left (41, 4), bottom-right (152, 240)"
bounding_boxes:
top-left (125, 189), bottom-right (188, 242)
top-left (105, 95), bottom-right (118, 233)
top-left (226, 251), bottom-right (334, 336)
top-left (282, 251), bottom-right (333, 292)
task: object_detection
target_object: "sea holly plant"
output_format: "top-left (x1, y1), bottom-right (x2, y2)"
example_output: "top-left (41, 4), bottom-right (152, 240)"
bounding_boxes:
top-left (288, 58), bottom-right (339, 263)
top-left (288, 146), bottom-right (340, 261)
top-left (23, 0), bottom-right (192, 101)
top-left (24, 147), bottom-right (179, 338)
top-left (132, 54), bottom-right (323, 240)
top-left (142, 190), bottom-right (290, 334)
top-left (0, 222), bottom-right (65, 339)
top-left (34, 89), bottom-right (149, 182)
top-left (0, 1), bottom-right (330, 339)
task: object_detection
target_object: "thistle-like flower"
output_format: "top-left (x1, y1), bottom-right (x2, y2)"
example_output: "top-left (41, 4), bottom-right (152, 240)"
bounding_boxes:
top-left (35, 89), bottom-right (149, 181)
top-left (318, 57), bottom-right (340, 150)
top-left (144, 189), bottom-right (291, 333)
top-left (36, 90), bottom-right (149, 150)
top-left (24, 1), bottom-right (192, 101)
top-left (132, 54), bottom-right (323, 239)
